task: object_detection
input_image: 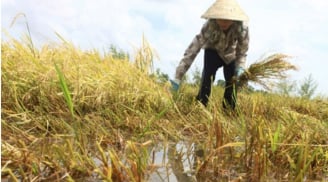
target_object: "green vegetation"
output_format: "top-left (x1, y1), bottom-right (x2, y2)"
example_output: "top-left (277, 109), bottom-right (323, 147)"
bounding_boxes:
top-left (1, 37), bottom-right (328, 181)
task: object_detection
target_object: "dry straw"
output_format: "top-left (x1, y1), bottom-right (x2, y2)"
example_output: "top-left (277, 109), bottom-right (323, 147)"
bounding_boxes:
top-left (2, 34), bottom-right (327, 181)
top-left (239, 53), bottom-right (298, 90)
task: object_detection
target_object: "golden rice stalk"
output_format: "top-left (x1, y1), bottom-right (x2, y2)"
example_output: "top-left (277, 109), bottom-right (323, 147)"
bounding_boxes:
top-left (239, 54), bottom-right (298, 90)
top-left (133, 34), bottom-right (159, 74)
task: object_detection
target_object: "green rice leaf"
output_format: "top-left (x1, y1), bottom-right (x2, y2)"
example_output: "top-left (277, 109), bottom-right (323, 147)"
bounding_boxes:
top-left (54, 63), bottom-right (74, 116)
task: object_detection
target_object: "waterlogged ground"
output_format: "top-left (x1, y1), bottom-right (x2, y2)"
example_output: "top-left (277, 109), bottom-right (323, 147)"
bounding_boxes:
top-left (146, 141), bottom-right (260, 182)
top-left (89, 141), bottom-right (246, 182)
top-left (90, 141), bottom-right (200, 182)
top-left (147, 142), bottom-right (200, 182)
top-left (148, 143), bottom-right (328, 182)
top-left (2, 139), bottom-right (327, 182)
top-left (149, 142), bottom-right (327, 182)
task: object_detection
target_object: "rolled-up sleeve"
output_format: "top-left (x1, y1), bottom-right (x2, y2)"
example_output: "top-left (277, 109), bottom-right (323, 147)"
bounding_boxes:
top-left (175, 21), bottom-right (209, 80)
top-left (235, 23), bottom-right (249, 68)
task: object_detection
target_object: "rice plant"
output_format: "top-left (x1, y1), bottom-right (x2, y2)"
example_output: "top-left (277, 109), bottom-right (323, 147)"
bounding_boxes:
top-left (239, 53), bottom-right (298, 90)
top-left (1, 35), bottom-right (327, 181)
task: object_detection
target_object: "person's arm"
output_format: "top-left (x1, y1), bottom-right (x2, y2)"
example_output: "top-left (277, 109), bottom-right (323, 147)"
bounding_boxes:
top-left (174, 21), bottom-right (210, 81)
top-left (235, 22), bottom-right (249, 69)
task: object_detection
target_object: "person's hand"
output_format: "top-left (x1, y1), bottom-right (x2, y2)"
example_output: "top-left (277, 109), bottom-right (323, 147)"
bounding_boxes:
top-left (235, 67), bottom-right (245, 78)
top-left (235, 67), bottom-right (247, 88)
top-left (170, 79), bottom-right (180, 92)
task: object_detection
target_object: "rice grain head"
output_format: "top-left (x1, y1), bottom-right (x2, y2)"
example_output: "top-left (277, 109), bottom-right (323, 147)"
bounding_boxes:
top-left (239, 54), bottom-right (298, 90)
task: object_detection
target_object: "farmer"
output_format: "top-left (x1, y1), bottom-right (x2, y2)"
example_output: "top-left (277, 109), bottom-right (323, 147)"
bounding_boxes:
top-left (171, 0), bottom-right (249, 109)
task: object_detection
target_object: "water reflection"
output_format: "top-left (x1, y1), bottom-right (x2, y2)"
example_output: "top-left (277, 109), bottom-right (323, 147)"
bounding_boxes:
top-left (146, 142), bottom-right (328, 182)
top-left (147, 142), bottom-right (203, 182)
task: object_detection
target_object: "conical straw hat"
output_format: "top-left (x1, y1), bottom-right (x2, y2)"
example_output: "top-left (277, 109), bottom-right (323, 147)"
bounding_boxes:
top-left (201, 0), bottom-right (248, 21)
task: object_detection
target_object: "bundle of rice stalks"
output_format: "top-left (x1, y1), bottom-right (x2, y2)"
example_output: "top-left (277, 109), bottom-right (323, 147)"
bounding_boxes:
top-left (239, 53), bottom-right (298, 90)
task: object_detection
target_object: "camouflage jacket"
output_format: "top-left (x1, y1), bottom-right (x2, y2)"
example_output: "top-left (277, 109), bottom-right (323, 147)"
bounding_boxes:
top-left (175, 19), bottom-right (249, 81)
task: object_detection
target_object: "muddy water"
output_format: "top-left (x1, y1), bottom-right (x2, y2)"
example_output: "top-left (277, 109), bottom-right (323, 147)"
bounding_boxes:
top-left (3, 139), bottom-right (327, 181)
top-left (145, 141), bottom-right (328, 182)
top-left (147, 141), bottom-right (199, 182)
top-left (91, 141), bottom-right (200, 182)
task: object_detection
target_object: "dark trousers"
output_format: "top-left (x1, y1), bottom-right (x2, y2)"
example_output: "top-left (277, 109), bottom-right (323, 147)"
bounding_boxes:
top-left (196, 49), bottom-right (237, 109)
